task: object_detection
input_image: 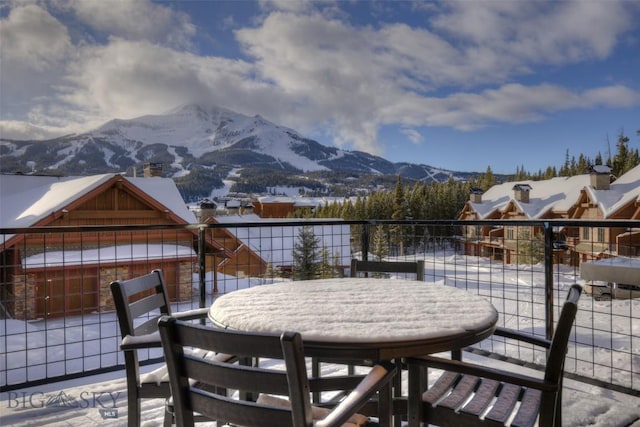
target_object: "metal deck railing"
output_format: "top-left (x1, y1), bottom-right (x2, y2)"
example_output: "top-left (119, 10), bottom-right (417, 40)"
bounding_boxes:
top-left (1, 219), bottom-right (638, 398)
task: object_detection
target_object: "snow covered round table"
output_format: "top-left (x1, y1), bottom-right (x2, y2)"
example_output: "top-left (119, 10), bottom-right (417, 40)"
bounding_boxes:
top-left (209, 278), bottom-right (498, 427)
top-left (209, 278), bottom-right (498, 362)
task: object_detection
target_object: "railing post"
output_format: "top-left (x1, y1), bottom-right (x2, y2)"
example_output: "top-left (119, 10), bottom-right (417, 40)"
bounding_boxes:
top-left (198, 225), bottom-right (206, 319)
top-left (361, 223), bottom-right (369, 261)
top-left (543, 222), bottom-right (554, 340)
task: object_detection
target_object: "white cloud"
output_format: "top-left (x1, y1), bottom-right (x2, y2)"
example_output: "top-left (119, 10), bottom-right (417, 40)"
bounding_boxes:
top-left (0, 121), bottom-right (68, 140)
top-left (258, 0), bottom-right (333, 13)
top-left (383, 83), bottom-right (640, 131)
top-left (401, 128), bottom-right (423, 145)
top-left (1, 0), bottom-right (638, 153)
top-left (0, 3), bottom-right (71, 70)
top-left (61, 0), bottom-right (195, 48)
top-left (0, 3), bottom-right (73, 121)
top-left (431, 1), bottom-right (633, 64)
top-left (234, 7), bottom-right (639, 154)
top-left (60, 38), bottom-right (277, 122)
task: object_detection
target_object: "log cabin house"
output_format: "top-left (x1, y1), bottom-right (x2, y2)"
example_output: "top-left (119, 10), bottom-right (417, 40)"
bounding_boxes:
top-left (0, 173), bottom-right (227, 319)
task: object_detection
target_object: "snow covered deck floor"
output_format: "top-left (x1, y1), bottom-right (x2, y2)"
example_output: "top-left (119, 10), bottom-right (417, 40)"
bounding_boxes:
top-left (2, 360), bottom-right (639, 427)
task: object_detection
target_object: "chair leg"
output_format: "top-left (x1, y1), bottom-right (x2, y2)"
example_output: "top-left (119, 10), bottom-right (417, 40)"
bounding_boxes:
top-left (407, 364), bottom-right (425, 427)
top-left (393, 358), bottom-right (403, 427)
top-left (378, 381), bottom-right (393, 427)
top-left (128, 394), bottom-right (140, 427)
top-left (312, 357), bottom-right (321, 403)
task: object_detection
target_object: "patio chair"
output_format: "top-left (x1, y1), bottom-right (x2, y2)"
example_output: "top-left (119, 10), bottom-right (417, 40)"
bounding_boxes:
top-left (406, 284), bottom-right (583, 427)
top-left (349, 259), bottom-right (425, 280)
top-left (110, 269), bottom-right (210, 427)
top-left (312, 258), bottom-right (425, 422)
top-left (157, 315), bottom-right (397, 427)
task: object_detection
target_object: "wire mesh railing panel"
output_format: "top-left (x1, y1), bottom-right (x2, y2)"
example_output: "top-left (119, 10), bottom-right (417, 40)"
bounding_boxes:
top-left (1, 226), bottom-right (201, 390)
top-left (1, 219), bottom-right (638, 397)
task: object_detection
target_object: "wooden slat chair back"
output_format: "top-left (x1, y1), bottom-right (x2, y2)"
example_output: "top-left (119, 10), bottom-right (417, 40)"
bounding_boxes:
top-left (110, 269), bottom-right (209, 427)
top-left (312, 259), bottom-right (425, 423)
top-left (158, 316), bottom-right (396, 427)
top-left (406, 284), bottom-right (583, 427)
top-left (350, 259), bottom-right (425, 280)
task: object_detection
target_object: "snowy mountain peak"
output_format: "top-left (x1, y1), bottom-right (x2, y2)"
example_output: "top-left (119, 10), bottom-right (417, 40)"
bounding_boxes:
top-left (91, 103), bottom-right (330, 170)
top-left (1, 104), bottom-right (478, 197)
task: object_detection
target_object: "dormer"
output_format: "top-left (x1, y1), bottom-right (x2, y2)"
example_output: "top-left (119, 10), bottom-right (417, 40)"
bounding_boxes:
top-left (589, 165), bottom-right (612, 190)
top-left (469, 187), bottom-right (484, 203)
top-left (512, 184), bottom-right (532, 203)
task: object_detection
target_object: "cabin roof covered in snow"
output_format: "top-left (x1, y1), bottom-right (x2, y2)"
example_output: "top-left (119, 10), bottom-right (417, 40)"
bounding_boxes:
top-left (1, 173), bottom-right (196, 243)
top-left (466, 164), bottom-right (640, 219)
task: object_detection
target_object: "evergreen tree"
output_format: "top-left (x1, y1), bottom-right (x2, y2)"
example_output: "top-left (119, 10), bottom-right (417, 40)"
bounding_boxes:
top-left (391, 176), bottom-right (409, 255)
top-left (371, 225), bottom-right (389, 261)
top-left (595, 152), bottom-right (603, 165)
top-left (612, 131), bottom-right (630, 177)
top-left (292, 226), bottom-right (321, 280)
top-left (559, 149), bottom-right (571, 177)
top-left (479, 166), bottom-right (496, 190)
top-left (544, 166), bottom-right (556, 179)
top-left (318, 246), bottom-right (337, 278)
top-left (515, 228), bottom-right (545, 264)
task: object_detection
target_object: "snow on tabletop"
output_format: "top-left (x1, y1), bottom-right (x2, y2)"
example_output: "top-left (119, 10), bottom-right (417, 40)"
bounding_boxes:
top-left (210, 278), bottom-right (498, 343)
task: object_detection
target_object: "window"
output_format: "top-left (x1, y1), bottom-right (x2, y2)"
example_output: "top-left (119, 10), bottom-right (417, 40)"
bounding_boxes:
top-left (506, 228), bottom-right (514, 240)
top-left (582, 227), bottom-right (590, 241)
top-left (597, 228), bottom-right (605, 243)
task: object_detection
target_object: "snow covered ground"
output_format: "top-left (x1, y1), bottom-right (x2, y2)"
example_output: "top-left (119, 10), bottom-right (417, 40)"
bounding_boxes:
top-left (1, 251), bottom-right (639, 425)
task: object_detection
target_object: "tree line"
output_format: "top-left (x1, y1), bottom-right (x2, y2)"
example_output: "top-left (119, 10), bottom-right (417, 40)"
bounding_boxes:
top-left (300, 129), bottom-right (639, 223)
top-left (287, 130), bottom-right (638, 277)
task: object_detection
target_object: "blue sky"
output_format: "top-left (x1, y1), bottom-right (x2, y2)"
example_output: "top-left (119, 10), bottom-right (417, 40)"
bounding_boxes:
top-left (1, 0), bottom-right (639, 174)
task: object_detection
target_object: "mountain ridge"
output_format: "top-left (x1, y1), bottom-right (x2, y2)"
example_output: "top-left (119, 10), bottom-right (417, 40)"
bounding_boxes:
top-left (0, 104), bottom-right (490, 200)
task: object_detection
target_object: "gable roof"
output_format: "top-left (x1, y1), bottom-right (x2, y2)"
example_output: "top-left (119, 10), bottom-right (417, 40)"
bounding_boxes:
top-left (211, 214), bottom-right (351, 266)
top-left (584, 164), bottom-right (640, 218)
top-left (467, 174), bottom-right (592, 219)
top-left (1, 174), bottom-right (196, 244)
top-left (465, 164), bottom-right (640, 220)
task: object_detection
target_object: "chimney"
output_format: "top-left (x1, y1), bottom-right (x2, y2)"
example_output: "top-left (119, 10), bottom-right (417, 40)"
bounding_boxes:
top-left (143, 162), bottom-right (163, 178)
top-left (512, 184), bottom-right (532, 203)
top-left (590, 165), bottom-right (612, 190)
top-left (198, 199), bottom-right (217, 222)
top-left (469, 187), bottom-right (484, 203)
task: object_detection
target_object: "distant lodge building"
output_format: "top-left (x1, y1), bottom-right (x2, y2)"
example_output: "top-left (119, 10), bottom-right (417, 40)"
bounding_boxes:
top-left (458, 165), bottom-right (640, 265)
top-left (195, 195), bottom-right (350, 222)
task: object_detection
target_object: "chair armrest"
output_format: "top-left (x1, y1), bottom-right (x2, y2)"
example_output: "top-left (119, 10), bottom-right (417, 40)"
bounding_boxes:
top-left (315, 364), bottom-right (396, 427)
top-left (494, 327), bottom-right (551, 349)
top-left (120, 332), bottom-right (162, 350)
top-left (172, 307), bottom-right (210, 321)
top-left (407, 355), bottom-right (558, 393)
